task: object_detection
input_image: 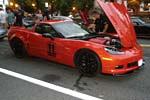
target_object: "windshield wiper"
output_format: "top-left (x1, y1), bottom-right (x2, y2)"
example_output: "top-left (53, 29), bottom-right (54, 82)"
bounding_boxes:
top-left (83, 33), bottom-right (111, 40)
top-left (67, 36), bottom-right (85, 39)
top-left (67, 33), bottom-right (109, 40)
top-left (68, 34), bottom-right (95, 39)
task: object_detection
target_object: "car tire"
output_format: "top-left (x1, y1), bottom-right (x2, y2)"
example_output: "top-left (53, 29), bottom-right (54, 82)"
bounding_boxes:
top-left (75, 49), bottom-right (101, 77)
top-left (10, 38), bottom-right (28, 58)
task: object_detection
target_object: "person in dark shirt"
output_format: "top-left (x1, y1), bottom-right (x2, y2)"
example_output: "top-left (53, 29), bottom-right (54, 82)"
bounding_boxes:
top-left (92, 11), bottom-right (109, 34)
top-left (14, 6), bottom-right (24, 26)
top-left (43, 5), bottom-right (53, 21)
top-left (88, 11), bottom-right (116, 34)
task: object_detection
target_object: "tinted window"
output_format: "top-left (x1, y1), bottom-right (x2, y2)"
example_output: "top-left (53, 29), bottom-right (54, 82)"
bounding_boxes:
top-left (35, 24), bottom-right (43, 34)
top-left (35, 24), bottom-right (59, 37)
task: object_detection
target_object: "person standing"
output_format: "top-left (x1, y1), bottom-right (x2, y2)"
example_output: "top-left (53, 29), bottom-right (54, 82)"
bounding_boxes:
top-left (88, 11), bottom-right (109, 34)
top-left (14, 6), bottom-right (24, 26)
top-left (0, 7), bottom-right (7, 29)
top-left (7, 9), bottom-right (15, 28)
top-left (93, 11), bottom-right (109, 34)
top-left (43, 5), bottom-right (53, 21)
top-left (36, 9), bottom-right (43, 21)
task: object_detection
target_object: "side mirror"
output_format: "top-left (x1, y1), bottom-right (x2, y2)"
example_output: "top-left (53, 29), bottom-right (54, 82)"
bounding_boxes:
top-left (42, 33), bottom-right (54, 40)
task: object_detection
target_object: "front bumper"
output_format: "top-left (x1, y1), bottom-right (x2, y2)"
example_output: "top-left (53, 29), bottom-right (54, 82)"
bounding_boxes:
top-left (108, 59), bottom-right (145, 75)
top-left (100, 46), bottom-right (144, 75)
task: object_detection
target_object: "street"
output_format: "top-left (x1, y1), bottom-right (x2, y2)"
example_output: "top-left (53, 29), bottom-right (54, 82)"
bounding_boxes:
top-left (0, 38), bottom-right (150, 100)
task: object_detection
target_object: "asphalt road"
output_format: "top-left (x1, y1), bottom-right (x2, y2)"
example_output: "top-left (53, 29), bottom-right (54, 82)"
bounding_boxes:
top-left (0, 39), bottom-right (150, 100)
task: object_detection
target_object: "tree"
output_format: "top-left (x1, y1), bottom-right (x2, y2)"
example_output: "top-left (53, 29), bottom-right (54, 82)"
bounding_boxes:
top-left (72, 0), bottom-right (94, 25)
top-left (73, 0), bottom-right (94, 10)
top-left (9, 0), bottom-right (95, 16)
top-left (53, 0), bottom-right (74, 16)
top-left (9, 0), bottom-right (37, 13)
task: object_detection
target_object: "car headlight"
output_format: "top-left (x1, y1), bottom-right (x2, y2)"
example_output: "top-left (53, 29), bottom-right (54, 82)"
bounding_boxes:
top-left (104, 47), bottom-right (124, 55)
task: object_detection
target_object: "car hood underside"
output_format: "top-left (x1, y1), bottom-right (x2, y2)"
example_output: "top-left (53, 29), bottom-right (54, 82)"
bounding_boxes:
top-left (96, 0), bottom-right (137, 48)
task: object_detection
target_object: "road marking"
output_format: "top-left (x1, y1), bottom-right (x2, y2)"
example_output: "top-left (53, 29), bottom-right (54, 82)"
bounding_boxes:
top-left (140, 44), bottom-right (150, 47)
top-left (0, 68), bottom-right (103, 100)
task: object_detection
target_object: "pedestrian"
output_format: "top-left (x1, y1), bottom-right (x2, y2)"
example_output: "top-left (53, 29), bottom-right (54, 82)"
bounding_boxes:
top-left (43, 5), bottom-right (53, 21)
top-left (36, 9), bottom-right (43, 21)
top-left (34, 16), bottom-right (40, 24)
top-left (7, 8), bottom-right (15, 28)
top-left (14, 6), bottom-right (24, 26)
top-left (0, 7), bottom-right (7, 29)
top-left (88, 11), bottom-right (109, 34)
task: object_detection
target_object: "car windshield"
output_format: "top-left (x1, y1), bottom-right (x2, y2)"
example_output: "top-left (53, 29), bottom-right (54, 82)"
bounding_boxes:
top-left (51, 22), bottom-right (90, 38)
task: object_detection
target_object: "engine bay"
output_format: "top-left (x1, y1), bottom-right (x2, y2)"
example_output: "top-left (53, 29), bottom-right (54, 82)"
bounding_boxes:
top-left (88, 34), bottom-right (123, 49)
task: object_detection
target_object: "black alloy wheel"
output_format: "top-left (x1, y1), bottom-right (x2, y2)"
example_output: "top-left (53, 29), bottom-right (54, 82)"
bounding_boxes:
top-left (75, 50), bottom-right (101, 77)
top-left (10, 38), bottom-right (27, 58)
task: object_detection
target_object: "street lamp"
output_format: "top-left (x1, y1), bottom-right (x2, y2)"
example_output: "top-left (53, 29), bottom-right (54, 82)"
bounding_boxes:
top-left (15, 4), bottom-right (18, 8)
top-left (32, 3), bottom-right (36, 14)
top-left (72, 6), bottom-right (76, 11)
top-left (32, 3), bottom-right (35, 7)
top-left (45, 2), bottom-right (48, 7)
top-left (10, 2), bottom-right (13, 6)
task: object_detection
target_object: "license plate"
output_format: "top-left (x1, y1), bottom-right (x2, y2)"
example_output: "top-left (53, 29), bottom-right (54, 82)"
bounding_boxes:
top-left (138, 59), bottom-right (143, 66)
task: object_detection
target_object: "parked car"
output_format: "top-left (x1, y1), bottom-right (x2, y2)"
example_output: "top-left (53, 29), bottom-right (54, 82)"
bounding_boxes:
top-left (51, 16), bottom-right (73, 21)
top-left (23, 16), bottom-right (35, 27)
top-left (131, 16), bottom-right (150, 38)
top-left (0, 27), bottom-right (7, 40)
top-left (8, 0), bottom-right (144, 77)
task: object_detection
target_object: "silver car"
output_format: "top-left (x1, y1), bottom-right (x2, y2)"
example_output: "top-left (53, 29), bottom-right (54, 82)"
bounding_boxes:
top-left (0, 27), bottom-right (6, 40)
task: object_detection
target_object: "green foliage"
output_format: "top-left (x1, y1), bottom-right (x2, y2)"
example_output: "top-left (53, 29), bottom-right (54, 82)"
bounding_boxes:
top-left (73, 0), bottom-right (94, 10)
top-left (53, 0), bottom-right (74, 16)
top-left (9, 0), bottom-right (36, 13)
top-left (9, 0), bottom-right (94, 15)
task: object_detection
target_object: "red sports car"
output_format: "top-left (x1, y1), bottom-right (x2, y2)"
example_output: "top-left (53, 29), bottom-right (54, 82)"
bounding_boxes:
top-left (8, 0), bottom-right (144, 76)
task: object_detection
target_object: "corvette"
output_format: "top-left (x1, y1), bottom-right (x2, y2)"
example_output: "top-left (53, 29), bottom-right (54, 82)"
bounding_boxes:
top-left (8, 0), bottom-right (144, 76)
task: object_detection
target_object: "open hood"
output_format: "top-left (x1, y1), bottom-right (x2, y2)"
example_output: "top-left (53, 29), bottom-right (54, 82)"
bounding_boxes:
top-left (96, 0), bottom-right (137, 48)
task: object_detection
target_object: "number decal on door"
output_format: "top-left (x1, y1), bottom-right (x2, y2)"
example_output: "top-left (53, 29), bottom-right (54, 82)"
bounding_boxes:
top-left (48, 43), bottom-right (56, 57)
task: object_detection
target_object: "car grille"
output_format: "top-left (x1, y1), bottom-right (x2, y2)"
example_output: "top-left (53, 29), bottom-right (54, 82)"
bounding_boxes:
top-left (127, 61), bottom-right (138, 68)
